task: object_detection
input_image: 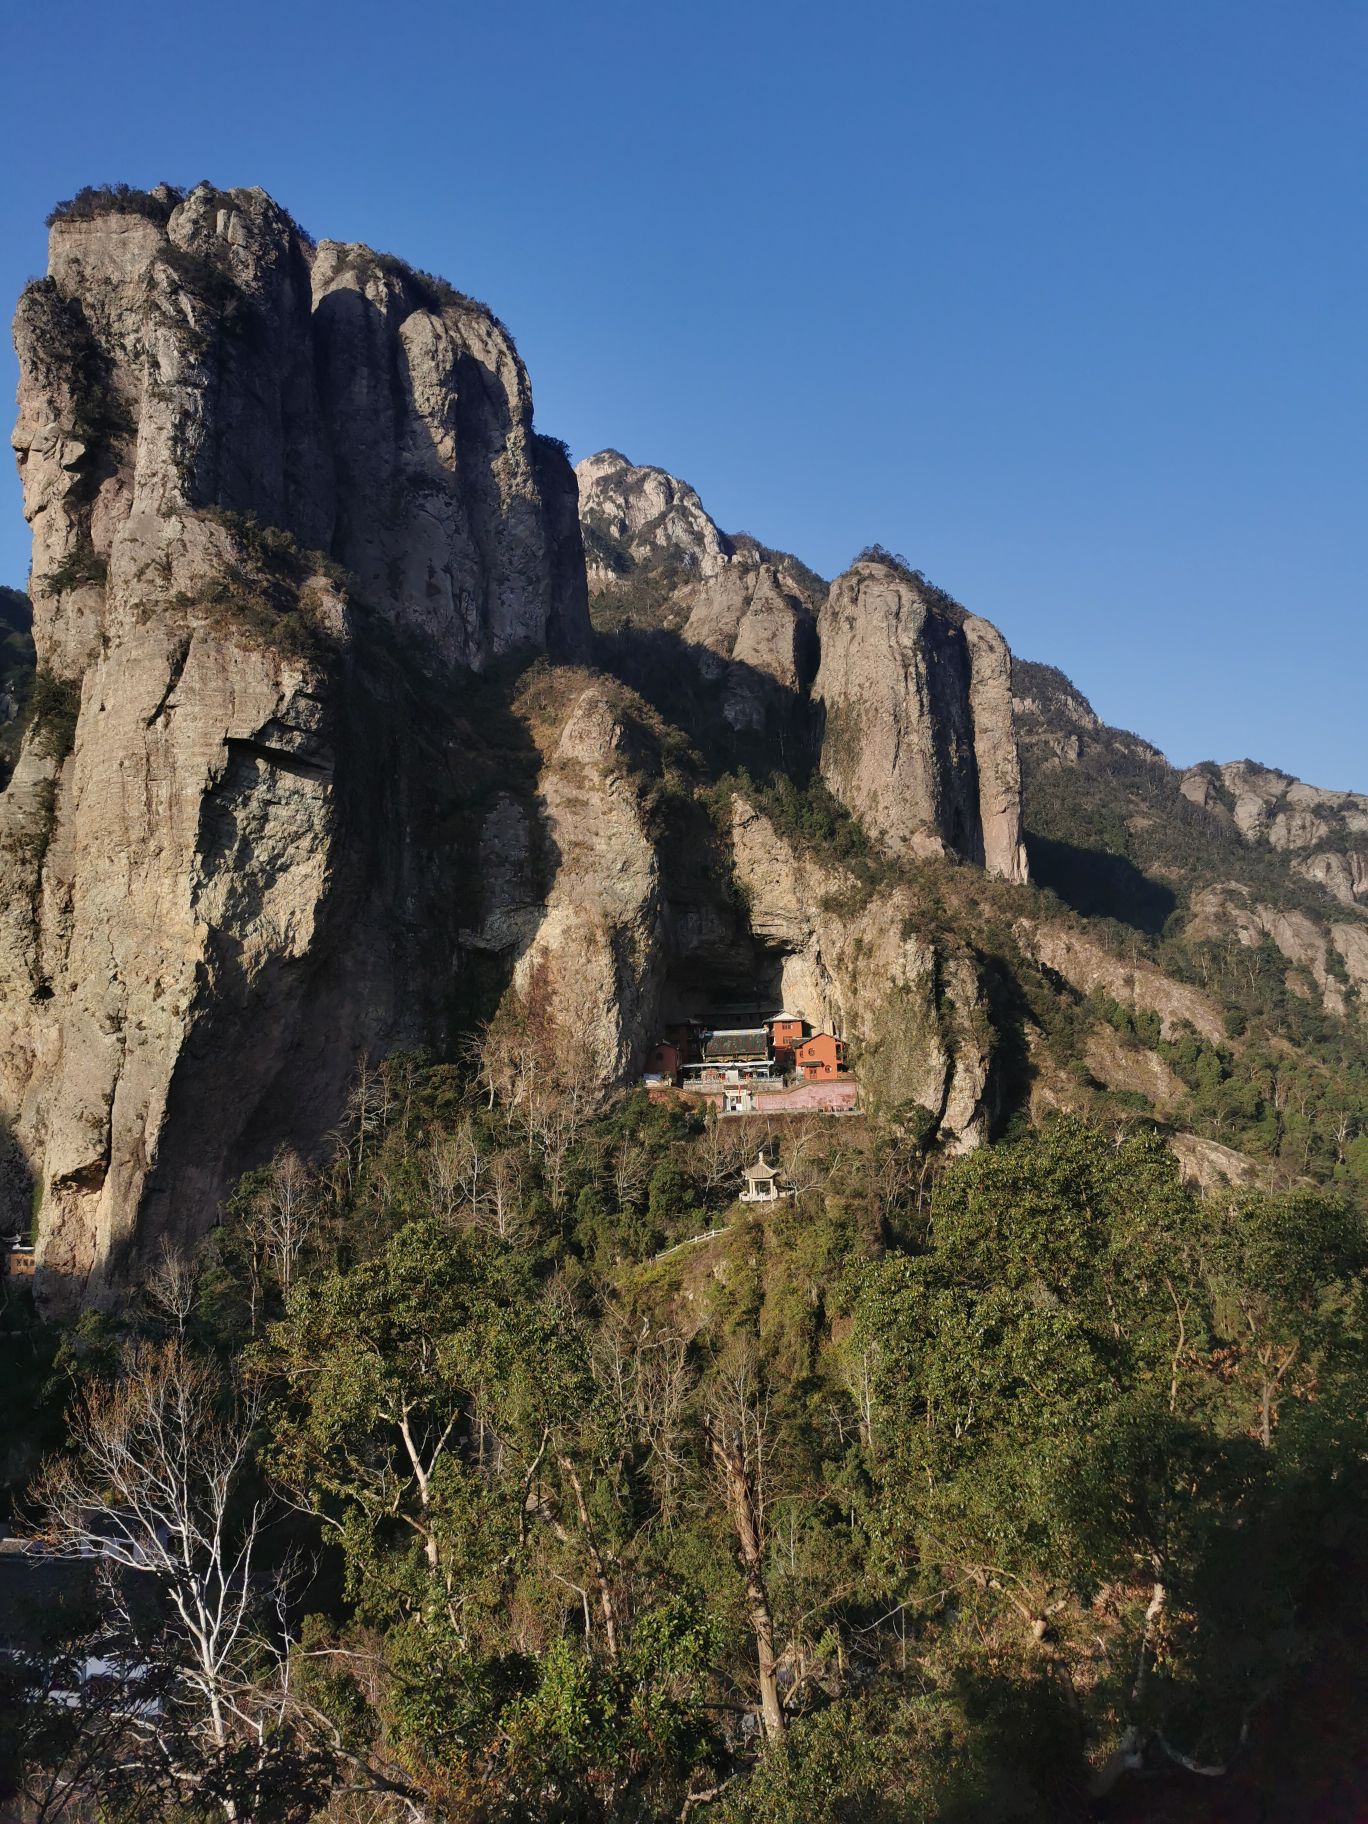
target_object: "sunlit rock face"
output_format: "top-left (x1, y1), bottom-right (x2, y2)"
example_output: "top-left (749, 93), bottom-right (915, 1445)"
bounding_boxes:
top-left (2, 184), bottom-right (587, 1302)
top-left (814, 561), bottom-right (1027, 882)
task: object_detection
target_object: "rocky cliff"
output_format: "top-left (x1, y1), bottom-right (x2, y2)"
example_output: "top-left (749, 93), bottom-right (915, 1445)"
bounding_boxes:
top-left (1181, 759), bottom-right (1368, 909)
top-left (577, 449), bottom-right (821, 743)
top-left (728, 797), bottom-right (996, 1147)
top-left (8, 186), bottom-right (1366, 1308)
top-left (459, 673), bottom-right (667, 1086)
top-left (2, 183), bottom-right (587, 1301)
top-left (579, 457), bottom-right (1027, 881)
top-left (1011, 656), bottom-right (1368, 1024)
top-left (814, 562), bottom-right (1028, 882)
top-left (576, 448), bottom-right (732, 585)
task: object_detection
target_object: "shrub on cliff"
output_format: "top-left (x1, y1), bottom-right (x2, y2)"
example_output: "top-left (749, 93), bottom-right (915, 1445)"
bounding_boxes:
top-left (46, 183), bottom-right (183, 228)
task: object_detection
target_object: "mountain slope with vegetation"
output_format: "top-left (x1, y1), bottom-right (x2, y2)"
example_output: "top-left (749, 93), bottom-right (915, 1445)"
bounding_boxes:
top-left (0, 187), bottom-right (1365, 1824)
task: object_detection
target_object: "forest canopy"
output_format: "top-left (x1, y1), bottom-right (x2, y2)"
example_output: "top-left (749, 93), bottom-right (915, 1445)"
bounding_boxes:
top-left (3, 1040), bottom-right (1364, 1822)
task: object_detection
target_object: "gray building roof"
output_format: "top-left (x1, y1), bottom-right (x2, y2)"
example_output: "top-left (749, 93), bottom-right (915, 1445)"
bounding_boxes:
top-left (703, 1028), bottom-right (769, 1061)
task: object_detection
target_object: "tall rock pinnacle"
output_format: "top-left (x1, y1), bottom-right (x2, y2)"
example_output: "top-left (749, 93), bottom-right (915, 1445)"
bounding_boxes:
top-left (1, 183), bottom-right (587, 1302)
top-left (814, 561), bottom-right (1028, 881)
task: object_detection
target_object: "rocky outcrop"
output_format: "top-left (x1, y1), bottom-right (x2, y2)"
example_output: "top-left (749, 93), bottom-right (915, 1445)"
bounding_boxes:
top-left (1169, 1132), bottom-right (1261, 1193)
top-left (675, 562), bottom-right (818, 734)
top-left (728, 796), bottom-right (995, 1149)
top-left (2, 184), bottom-right (588, 1301)
top-left (814, 563), bottom-right (1028, 882)
top-left (463, 680), bottom-right (666, 1084)
top-left (576, 450), bottom-right (821, 736)
top-left (1012, 659), bottom-right (1166, 771)
top-left (1016, 921), bottom-right (1226, 1045)
top-left (964, 615), bottom-right (1030, 884)
top-left (576, 449), bottom-right (731, 584)
top-left (1083, 1024), bottom-right (1184, 1110)
top-left (1181, 761), bottom-right (1368, 910)
top-left (579, 463), bottom-right (1028, 881)
top-left (1186, 883), bottom-right (1368, 1018)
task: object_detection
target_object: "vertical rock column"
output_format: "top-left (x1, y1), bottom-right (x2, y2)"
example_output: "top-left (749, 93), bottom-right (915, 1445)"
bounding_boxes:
top-left (965, 615), bottom-right (1028, 885)
top-left (813, 560), bottom-right (1027, 879)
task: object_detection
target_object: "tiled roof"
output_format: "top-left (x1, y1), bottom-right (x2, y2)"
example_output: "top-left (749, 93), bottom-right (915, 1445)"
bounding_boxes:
top-left (703, 1029), bottom-right (768, 1060)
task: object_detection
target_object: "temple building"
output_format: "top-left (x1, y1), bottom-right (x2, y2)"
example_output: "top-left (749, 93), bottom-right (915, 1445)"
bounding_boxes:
top-left (645, 1006), bottom-right (853, 1106)
top-left (793, 1032), bottom-right (847, 1080)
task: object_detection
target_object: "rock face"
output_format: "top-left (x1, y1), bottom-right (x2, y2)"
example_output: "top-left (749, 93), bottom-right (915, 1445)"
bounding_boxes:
top-left (2, 184), bottom-right (588, 1302)
top-left (676, 562), bottom-right (819, 735)
top-left (729, 797), bottom-right (995, 1149)
top-left (1015, 920), bottom-right (1226, 1045)
top-left (1181, 761), bottom-right (1368, 909)
top-left (814, 563), bottom-right (1028, 882)
top-left (1186, 884), bottom-right (1368, 1018)
top-left (1012, 659), bottom-right (1166, 771)
top-left (576, 449), bottom-right (731, 584)
top-left (461, 679), bottom-right (666, 1085)
top-left (1168, 1132), bottom-right (1261, 1193)
top-left (576, 449), bottom-right (821, 735)
top-left (578, 462), bottom-right (1028, 881)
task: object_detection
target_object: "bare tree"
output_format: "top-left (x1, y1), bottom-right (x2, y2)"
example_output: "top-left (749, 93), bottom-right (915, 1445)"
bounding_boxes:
top-left (30, 1343), bottom-right (306, 1821)
top-left (344, 1057), bottom-right (399, 1179)
top-left (780, 1116), bottom-right (846, 1199)
top-left (593, 1312), bottom-right (693, 1517)
top-left (611, 1136), bottom-right (652, 1212)
top-left (425, 1119), bottom-right (485, 1220)
top-left (246, 1147), bottom-right (317, 1299)
top-left (142, 1236), bottom-right (199, 1338)
top-left (689, 1111), bottom-right (756, 1200)
top-left (705, 1356), bottom-right (785, 1742)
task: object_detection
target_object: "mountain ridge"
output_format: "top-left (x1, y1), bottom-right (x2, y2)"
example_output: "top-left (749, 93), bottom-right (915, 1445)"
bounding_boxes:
top-left (2, 187), bottom-right (1365, 1305)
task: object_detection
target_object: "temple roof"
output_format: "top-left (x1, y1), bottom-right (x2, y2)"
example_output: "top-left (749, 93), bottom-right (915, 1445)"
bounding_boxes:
top-left (703, 1029), bottom-right (768, 1060)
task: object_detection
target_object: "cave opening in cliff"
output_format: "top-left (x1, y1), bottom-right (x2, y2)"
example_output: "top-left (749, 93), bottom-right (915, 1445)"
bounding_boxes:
top-left (658, 937), bottom-right (793, 1031)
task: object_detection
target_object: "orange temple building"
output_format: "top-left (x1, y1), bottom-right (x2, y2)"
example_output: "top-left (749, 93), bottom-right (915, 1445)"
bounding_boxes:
top-left (793, 1032), bottom-right (847, 1080)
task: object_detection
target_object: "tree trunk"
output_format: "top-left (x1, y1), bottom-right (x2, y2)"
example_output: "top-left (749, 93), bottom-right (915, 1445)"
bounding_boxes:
top-left (707, 1419), bottom-right (785, 1741)
top-left (557, 1453), bottom-right (620, 1660)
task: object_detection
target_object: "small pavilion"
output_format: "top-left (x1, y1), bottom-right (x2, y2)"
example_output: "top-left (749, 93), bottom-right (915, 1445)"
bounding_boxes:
top-left (739, 1150), bottom-right (794, 1204)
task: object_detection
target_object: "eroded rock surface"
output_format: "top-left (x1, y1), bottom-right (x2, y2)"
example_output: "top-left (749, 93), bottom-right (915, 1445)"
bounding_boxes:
top-left (1181, 761), bottom-right (1368, 910)
top-left (1016, 921), bottom-right (1226, 1045)
top-left (576, 449), bottom-right (731, 584)
top-left (510, 684), bottom-right (666, 1085)
top-left (814, 562), bottom-right (1027, 882)
top-left (729, 796), bottom-right (995, 1150)
top-left (577, 449), bottom-right (821, 738)
top-left (1186, 884), bottom-right (1368, 1018)
top-left (3, 184), bottom-right (587, 1300)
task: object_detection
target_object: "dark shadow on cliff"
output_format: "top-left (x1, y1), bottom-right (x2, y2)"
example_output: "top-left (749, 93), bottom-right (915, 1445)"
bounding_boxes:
top-left (593, 623), bottom-right (818, 788)
top-left (979, 951), bottom-right (1039, 1140)
top-left (1025, 831), bottom-right (1177, 936)
top-left (0, 1113), bottom-right (35, 1263)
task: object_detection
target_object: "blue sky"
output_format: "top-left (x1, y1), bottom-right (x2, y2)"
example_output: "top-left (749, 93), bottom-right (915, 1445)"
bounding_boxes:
top-left (4, 0), bottom-right (1365, 787)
